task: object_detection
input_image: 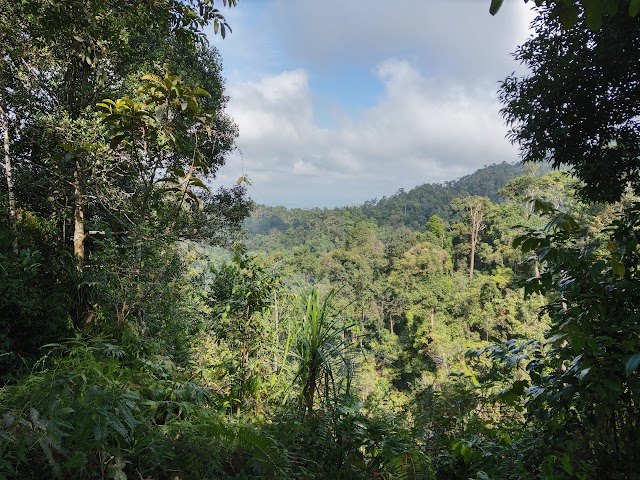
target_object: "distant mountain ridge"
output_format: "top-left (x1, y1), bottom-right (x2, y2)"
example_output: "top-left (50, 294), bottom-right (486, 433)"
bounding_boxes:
top-left (246, 162), bottom-right (538, 236)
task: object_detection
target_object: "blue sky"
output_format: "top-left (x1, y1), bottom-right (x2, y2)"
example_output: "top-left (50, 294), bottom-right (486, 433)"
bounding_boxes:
top-left (209, 0), bottom-right (535, 208)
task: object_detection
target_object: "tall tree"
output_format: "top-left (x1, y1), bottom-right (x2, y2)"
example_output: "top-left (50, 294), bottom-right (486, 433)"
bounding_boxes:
top-left (0, 0), bottom-right (246, 361)
top-left (500, 4), bottom-right (640, 203)
top-left (452, 196), bottom-right (492, 279)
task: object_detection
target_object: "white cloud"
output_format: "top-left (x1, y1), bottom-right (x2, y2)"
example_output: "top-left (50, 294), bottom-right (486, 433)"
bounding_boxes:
top-left (216, 58), bottom-right (518, 208)
top-left (228, 69), bottom-right (314, 145)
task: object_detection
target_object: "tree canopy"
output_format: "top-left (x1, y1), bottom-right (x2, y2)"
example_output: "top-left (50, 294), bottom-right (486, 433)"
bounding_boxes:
top-left (490, 0), bottom-right (640, 30)
top-left (500, 4), bottom-right (640, 203)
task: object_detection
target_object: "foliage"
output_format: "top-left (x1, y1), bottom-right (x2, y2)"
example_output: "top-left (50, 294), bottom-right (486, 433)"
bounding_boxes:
top-left (500, 4), bottom-right (640, 202)
top-left (292, 289), bottom-right (354, 415)
top-left (0, 337), bottom-right (288, 479)
top-left (489, 0), bottom-right (640, 30)
top-left (205, 244), bottom-right (281, 414)
top-left (268, 401), bottom-right (434, 480)
top-left (0, 0), bottom-right (246, 362)
top-left (512, 201), bottom-right (640, 476)
top-left (5, 0), bottom-right (638, 472)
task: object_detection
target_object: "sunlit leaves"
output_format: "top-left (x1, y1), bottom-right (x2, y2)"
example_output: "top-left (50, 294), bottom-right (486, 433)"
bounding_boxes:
top-left (97, 74), bottom-right (215, 211)
top-left (506, 201), bottom-right (640, 473)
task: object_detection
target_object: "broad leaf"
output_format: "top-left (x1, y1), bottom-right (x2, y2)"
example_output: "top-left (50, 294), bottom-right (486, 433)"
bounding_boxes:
top-left (489, 0), bottom-right (504, 15)
top-left (625, 353), bottom-right (640, 376)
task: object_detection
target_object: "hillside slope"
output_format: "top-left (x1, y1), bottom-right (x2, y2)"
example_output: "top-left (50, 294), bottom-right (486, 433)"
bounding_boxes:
top-left (246, 162), bottom-right (536, 236)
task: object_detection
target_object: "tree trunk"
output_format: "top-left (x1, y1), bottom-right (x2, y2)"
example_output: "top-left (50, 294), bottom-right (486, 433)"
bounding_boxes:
top-left (73, 156), bottom-right (86, 270)
top-left (469, 228), bottom-right (476, 280)
top-left (468, 200), bottom-right (485, 280)
top-left (273, 291), bottom-right (279, 370)
top-left (0, 99), bottom-right (18, 254)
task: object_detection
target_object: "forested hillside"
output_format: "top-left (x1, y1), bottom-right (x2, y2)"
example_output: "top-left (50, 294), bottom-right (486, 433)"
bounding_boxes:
top-left (2, 1), bottom-right (640, 479)
top-left (244, 162), bottom-right (554, 256)
top-left (247, 162), bottom-right (538, 238)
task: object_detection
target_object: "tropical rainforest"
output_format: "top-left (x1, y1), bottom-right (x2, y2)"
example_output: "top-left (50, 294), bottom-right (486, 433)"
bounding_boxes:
top-left (1, 0), bottom-right (640, 479)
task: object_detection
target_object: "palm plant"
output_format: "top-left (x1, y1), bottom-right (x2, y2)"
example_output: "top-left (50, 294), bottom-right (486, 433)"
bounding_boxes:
top-left (293, 289), bottom-right (354, 416)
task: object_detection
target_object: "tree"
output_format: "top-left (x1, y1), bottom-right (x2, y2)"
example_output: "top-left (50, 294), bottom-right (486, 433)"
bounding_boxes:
top-left (452, 196), bottom-right (492, 279)
top-left (291, 245), bottom-right (320, 284)
top-left (423, 215), bottom-right (452, 250)
top-left (489, 0), bottom-right (640, 30)
top-left (0, 0), bottom-right (245, 365)
top-left (207, 245), bottom-right (280, 414)
top-left (387, 241), bottom-right (453, 334)
top-left (320, 222), bottom-right (387, 336)
top-left (500, 4), bottom-right (640, 203)
top-left (510, 201), bottom-right (640, 476)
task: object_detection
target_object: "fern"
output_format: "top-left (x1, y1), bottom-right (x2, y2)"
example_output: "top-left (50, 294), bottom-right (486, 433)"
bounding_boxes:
top-left (236, 424), bottom-right (289, 477)
top-left (386, 450), bottom-right (435, 480)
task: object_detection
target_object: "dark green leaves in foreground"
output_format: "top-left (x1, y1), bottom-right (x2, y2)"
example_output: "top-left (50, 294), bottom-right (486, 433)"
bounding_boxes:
top-left (490, 0), bottom-right (640, 30)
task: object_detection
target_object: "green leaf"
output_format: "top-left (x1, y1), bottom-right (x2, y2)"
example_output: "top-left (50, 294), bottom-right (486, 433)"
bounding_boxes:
top-left (93, 421), bottom-right (105, 441)
top-left (107, 414), bottom-right (129, 440)
top-left (192, 160), bottom-right (210, 170)
top-left (583, 0), bottom-right (604, 30)
top-left (109, 134), bottom-right (126, 150)
top-left (189, 177), bottom-right (208, 190)
top-left (625, 353), bottom-right (640, 376)
top-left (55, 407), bottom-right (76, 416)
top-left (460, 444), bottom-right (473, 465)
top-left (561, 453), bottom-right (573, 475)
top-left (520, 237), bottom-right (539, 253)
top-left (569, 333), bottom-right (585, 353)
top-left (489, 0), bottom-right (504, 15)
top-left (168, 167), bottom-right (186, 178)
top-left (611, 256), bottom-right (625, 276)
top-left (193, 87), bottom-right (211, 97)
top-left (630, 0), bottom-right (640, 16)
top-left (577, 367), bottom-right (591, 382)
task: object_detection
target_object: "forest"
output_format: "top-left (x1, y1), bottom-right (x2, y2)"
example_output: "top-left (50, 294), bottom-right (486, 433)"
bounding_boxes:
top-left (1, 0), bottom-right (640, 479)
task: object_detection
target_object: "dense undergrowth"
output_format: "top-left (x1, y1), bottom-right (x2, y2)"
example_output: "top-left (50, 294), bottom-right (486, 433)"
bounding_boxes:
top-left (3, 0), bottom-right (640, 478)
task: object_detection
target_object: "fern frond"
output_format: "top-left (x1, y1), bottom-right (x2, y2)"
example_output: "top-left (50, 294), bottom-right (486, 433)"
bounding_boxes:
top-left (236, 424), bottom-right (289, 476)
top-left (386, 450), bottom-right (435, 480)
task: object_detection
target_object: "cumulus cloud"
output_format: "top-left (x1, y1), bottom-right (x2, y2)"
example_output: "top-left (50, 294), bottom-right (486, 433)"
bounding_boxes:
top-left (210, 1), bottom-right (536, 206)
top-left (216, 58), bottom-right (518, 208)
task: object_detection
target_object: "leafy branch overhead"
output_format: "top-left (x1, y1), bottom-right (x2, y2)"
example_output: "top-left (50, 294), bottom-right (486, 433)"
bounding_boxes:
top-left (499, 2), bottom-right (640, 203)
top-left (490, 0), bottom-right (640, 30)
top-left (97, 74), bottom-right (216, 211)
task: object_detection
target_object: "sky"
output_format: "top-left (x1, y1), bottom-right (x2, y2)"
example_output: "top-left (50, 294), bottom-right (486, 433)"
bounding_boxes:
top-left (208, 0), bottom-right (536, 208)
